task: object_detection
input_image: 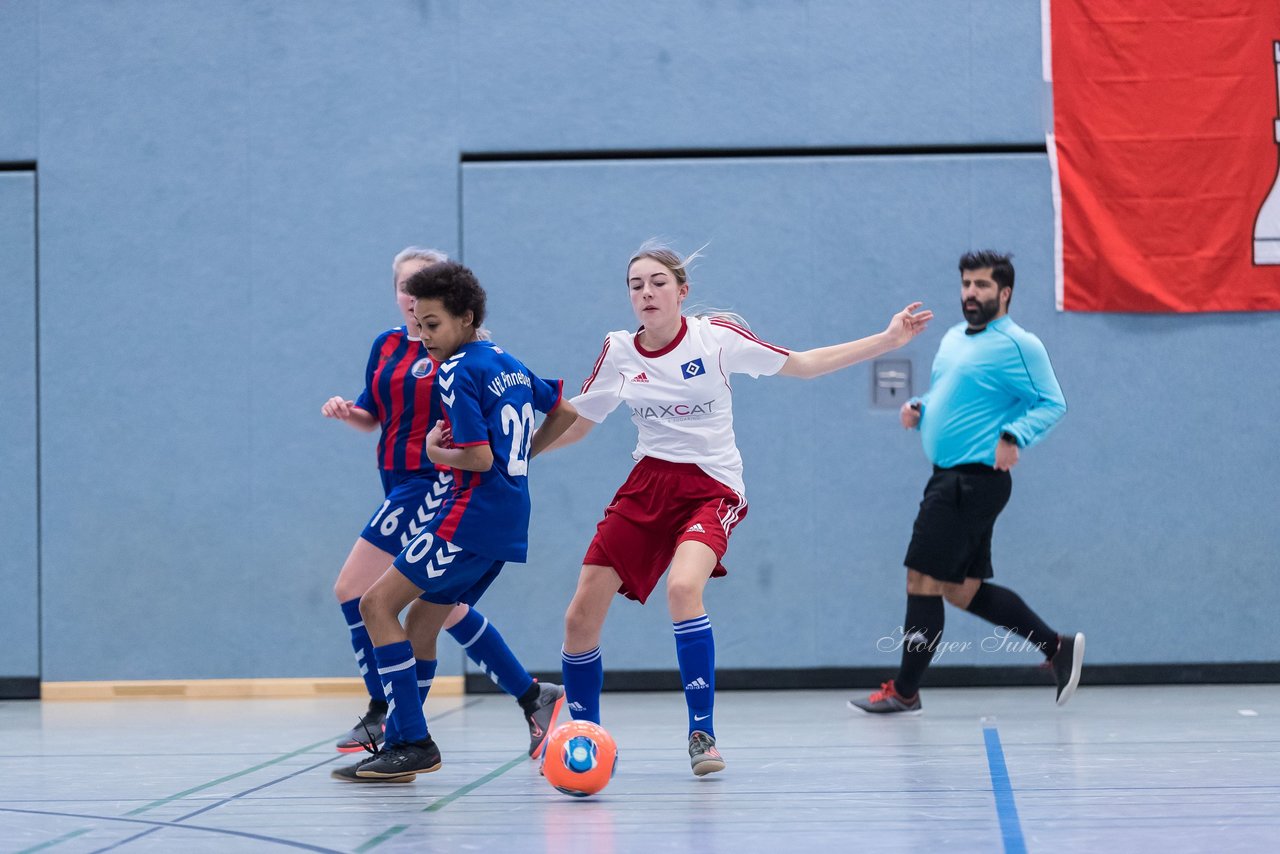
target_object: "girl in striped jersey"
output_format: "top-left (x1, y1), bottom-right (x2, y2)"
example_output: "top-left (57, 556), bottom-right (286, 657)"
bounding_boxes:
top-left (544, 243), bottom-right (932, 776)
top-left (321, 247), bottom-right (562, 771)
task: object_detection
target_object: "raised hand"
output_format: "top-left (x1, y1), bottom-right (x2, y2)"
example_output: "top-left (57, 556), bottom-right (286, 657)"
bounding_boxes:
top-left (885, 302), bottom-right (933, 347)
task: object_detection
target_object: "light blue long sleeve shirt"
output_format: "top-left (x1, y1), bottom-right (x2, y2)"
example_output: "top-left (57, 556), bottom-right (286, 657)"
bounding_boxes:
top-left (915, 316), bottom-right (1066, 468)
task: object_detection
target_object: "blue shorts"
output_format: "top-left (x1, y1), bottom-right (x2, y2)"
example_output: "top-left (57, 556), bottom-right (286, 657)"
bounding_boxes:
top-left (359, 469), bottom-right (455, 556)
top-left (393, 529), bottom-right (505, 606)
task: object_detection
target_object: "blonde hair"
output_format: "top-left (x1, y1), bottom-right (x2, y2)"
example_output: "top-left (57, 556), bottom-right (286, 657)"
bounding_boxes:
top-left (392, 246), bottom-right (449, 286)
top-left (627, 239), bottom-right (704, 288)
top-left (628, 240), bottom-right (751, 330)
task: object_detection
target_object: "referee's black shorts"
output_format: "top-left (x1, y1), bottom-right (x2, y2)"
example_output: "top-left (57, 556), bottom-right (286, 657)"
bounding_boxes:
top-left (904, 463), bottom-right (1012, 584)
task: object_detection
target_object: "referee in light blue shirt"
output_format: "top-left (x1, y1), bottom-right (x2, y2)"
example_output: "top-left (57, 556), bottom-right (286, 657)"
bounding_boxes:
top-left (850, 251), bottom-right (1085, 716)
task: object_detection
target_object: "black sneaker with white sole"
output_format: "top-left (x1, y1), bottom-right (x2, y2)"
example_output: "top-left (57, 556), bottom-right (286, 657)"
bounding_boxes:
top-left (330, 752), bottom-right (417, 784)
top-left (355, 737), bottom-right (442, 779)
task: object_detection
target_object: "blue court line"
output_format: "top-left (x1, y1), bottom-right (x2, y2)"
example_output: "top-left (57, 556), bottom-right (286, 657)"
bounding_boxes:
top-left (1, 807), bottom-right (344, 854)
top-left (126, 735), bottom-right (340, 816)
top-left (982, 725), bottom-right (1028, 854)
top-left (89, 755), bottom-right (341, 853)
top-left (20, 699), bottom-right (482, 853)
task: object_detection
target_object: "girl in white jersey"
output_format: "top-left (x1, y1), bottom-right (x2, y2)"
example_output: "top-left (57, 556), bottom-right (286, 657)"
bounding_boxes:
top-left (546, 243), bottom-right (932, 776)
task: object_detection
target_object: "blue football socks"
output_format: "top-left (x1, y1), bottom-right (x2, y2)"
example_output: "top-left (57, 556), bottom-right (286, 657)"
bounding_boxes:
top-left (674, 615), bottom-right (715, 738)
top-left (415, 657), bottom-right (437, 705)
top-left (446, 607), bottom-right (536, 699)
top-left (561, 646), bottom-right (603, 724)
top-left (374, 640), bottom-right (428, 745)
top-left (340, 598), bottom-right (386, 703)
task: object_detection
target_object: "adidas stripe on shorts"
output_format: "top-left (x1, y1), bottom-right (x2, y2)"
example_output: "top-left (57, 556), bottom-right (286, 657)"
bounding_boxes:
top-left (583, 456), bottom-right (747, 604)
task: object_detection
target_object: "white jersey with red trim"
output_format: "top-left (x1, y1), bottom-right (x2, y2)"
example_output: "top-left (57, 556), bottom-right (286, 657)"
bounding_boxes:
top-left (572, 315), bottom-right (790, 495)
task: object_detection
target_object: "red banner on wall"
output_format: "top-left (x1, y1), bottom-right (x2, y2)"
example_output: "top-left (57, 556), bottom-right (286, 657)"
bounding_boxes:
top-left (1047, 0), bottom-right (1280, 312)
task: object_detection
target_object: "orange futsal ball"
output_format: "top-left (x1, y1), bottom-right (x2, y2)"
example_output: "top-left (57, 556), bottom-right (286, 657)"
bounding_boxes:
top-left (542, 720), bottom-right (618, 797)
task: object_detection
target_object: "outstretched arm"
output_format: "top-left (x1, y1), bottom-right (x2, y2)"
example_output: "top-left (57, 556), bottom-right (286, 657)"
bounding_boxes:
top-left (777, 302), bottom-right (933, 379)
top-left (530, 399), bottom-right (580, 459)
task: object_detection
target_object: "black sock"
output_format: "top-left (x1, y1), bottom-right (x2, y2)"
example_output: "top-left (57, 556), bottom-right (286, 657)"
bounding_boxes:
top-left (368, 699), bottom-right (388, 714)
top-left (517, 681), bottom-right (541, 714)
top-left (894, 594), bottom-right (945, 697)
top-left (965, 583), bottom-right (1059, 658)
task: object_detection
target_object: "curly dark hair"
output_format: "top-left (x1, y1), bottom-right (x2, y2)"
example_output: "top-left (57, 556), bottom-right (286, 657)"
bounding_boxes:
top-left (403, 261), bottom-right (487, 328)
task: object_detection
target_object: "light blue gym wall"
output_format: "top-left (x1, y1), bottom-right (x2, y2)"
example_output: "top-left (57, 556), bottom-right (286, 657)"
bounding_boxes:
top-left (5, 0), bottom-right (1276, 682)
top-left (0, 173), bottom-right (39, 680)
top-left (0, 0), bottom-right (38, 162)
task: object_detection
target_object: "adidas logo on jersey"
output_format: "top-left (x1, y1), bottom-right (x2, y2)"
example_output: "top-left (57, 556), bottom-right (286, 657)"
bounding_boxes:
top-left (685, 677), bottom-right (710, 690)
top-left (631, 372), bottom-right (650, 383)
top-left (686, 523), bottom-right (705, 533)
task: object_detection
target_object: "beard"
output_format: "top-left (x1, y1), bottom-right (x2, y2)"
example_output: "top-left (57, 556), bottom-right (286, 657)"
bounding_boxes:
top-left (962, 295), bottom-right (1000, 326)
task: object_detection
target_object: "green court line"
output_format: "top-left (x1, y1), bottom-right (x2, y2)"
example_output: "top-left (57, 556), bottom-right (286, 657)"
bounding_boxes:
top-left (353, 824), bottom-right (408, 852)
top-left (424, 752), bottom-right (527, 812)
top-left (16, 735), bottom-right (340, 853)
top-left (126, 734), bottom-right (338, 815)
top-left (15, 828), bottom-right (90, 854)
top-left (351, 752), bottom-right (526, 853)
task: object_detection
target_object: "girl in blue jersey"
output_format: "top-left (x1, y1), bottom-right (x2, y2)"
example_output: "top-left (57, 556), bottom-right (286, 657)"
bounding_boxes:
top-left (333, 260), bottom-right (579, 783)
top-left (322, 248), bottom-right (563, 772)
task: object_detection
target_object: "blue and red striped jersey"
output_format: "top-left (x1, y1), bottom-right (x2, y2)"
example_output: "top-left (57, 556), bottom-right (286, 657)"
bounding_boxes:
top-left (431, 341), bottom-right (563, 563)
top-left (354, 326), bottom-right (444, 472)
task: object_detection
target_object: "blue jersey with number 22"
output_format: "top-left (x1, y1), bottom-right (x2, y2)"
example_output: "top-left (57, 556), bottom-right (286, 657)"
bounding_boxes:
top-left (430, 340), bottom-right (563, 563)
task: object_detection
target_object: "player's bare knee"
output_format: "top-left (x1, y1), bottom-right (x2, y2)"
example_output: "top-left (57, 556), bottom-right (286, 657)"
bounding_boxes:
top-left (440, 603), bottom-right (469, 631)
top-left (333, 575), bottom-right (363, 603)
top-left (905, 568), bottom-right (944, 597)
top-left (665, 579), bottom-right (702, 617)
top-left (358, 589), bottom-right (391, 627)
top-left (942, 584), bottom-right (974, 609)
top-left (563, 601), bottom-right (595, 647)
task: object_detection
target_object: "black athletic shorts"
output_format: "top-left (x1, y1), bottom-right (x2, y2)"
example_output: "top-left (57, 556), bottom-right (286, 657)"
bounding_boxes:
top-left (904, 464), bottom-right (1012, 583)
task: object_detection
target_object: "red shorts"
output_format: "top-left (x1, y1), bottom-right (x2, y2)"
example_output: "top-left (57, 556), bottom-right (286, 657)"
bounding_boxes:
top-left (583, 457), bottom-right (748, 604)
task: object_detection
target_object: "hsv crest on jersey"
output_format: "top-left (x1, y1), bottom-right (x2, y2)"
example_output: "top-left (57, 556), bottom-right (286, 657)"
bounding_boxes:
top-left (571, 316), bottom-right (790, 497)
